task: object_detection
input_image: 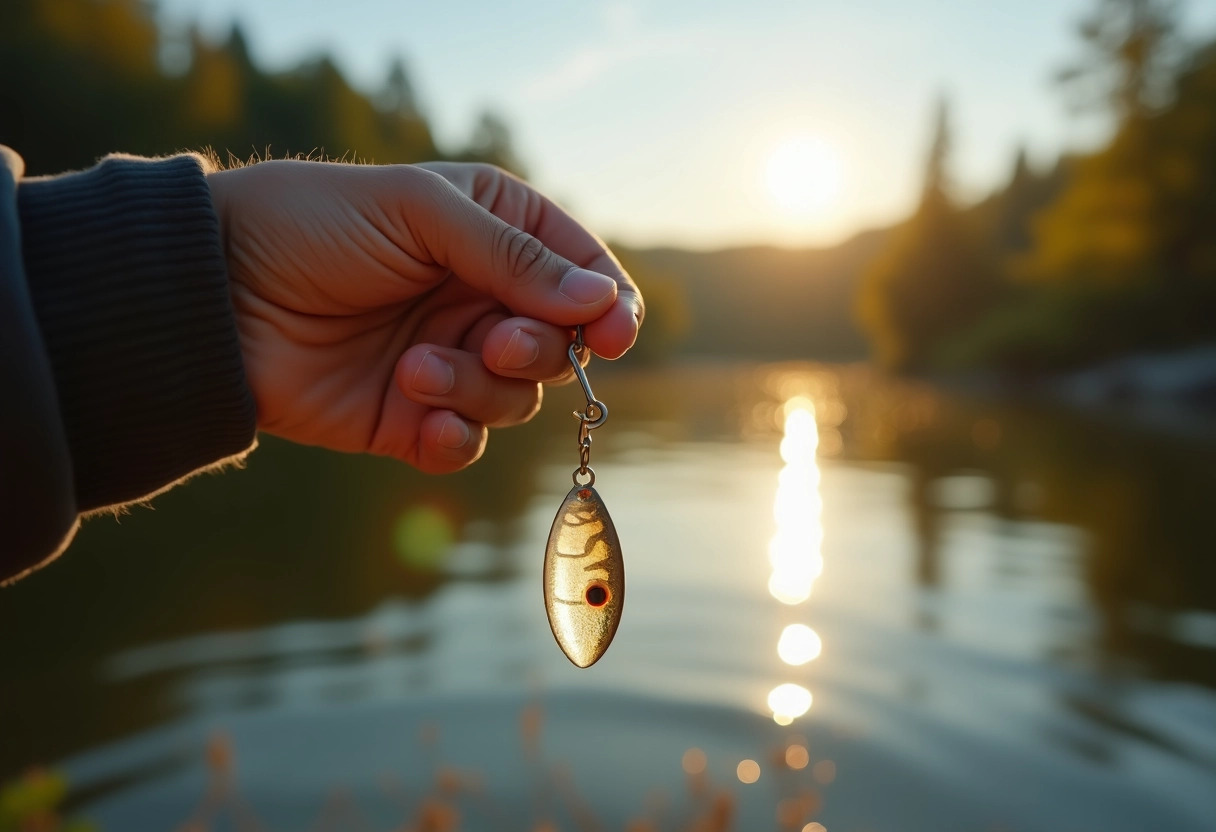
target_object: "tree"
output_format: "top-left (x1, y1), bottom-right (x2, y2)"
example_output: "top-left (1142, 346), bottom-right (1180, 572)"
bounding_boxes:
top-left (1056, 0), bottom-right (1184, 121)
top-left (1020, 41), bottom-right (1216, 355)
top-left (923, 95), bottom-right (952, 199)
top-left (968, 145), bottom-right (1070, 257)
top-left (856, 97), bottom-right (1001, 370)
top-left (457, 110), bottom-right (527, 176)
top-left (0, 0), bottom-right (499, 174)
top-left (380, 57), bottom-right (420, 117)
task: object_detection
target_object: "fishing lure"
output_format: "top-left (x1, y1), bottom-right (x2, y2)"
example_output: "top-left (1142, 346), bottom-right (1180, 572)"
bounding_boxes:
top-left (542, 327), bottom-right (624, 668)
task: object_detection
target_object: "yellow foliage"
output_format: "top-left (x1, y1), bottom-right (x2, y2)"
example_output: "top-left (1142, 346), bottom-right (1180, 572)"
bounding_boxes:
top-left (38, 0), bottom-right (157, 77)
top-left (1022, 148), bottom-right (1159, 286)
top-left (185, 47), bottom-right (242, 130)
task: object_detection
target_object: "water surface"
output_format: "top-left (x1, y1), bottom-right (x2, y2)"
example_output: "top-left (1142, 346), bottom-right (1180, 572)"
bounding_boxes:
top-left (2, 362), bottom-right (1214, 831)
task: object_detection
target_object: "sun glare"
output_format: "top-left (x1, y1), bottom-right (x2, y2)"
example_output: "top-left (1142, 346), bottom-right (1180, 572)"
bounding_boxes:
top-left (765, 136), bottom-right (844, 215)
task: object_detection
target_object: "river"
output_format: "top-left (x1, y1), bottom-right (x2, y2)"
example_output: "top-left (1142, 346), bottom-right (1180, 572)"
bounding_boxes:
top-left (2, 361), bottom-right (1214, 831)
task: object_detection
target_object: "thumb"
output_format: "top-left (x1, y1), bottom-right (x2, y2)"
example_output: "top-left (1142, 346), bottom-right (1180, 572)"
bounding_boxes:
top-left (396, 167), bottom-right (619, 324)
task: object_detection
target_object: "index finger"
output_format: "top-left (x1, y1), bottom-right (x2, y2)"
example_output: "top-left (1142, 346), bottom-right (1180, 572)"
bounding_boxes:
top-left (531, 208), bottom-right (642, 361)
top-left (419, 163), bottom-right (644, 360)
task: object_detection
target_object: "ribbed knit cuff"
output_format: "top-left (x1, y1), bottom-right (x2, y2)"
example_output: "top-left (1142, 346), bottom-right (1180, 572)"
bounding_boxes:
top-left (18, 154), bottom-right (257, 511)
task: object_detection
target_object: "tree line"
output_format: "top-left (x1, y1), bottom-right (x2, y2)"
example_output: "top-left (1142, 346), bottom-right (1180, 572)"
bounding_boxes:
top-left (0, 0), bottom-right (703, 363)
top-left (8, 0), bottom-right (1209, 373)
top-left (0, 0), bottom-right (521, 176)
top-left (858, 0), bottom-right (1216, 373)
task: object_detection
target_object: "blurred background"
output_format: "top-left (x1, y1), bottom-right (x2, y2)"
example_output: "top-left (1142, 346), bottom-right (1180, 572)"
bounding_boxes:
top-left (3, 0), bottom-right (1216, 830)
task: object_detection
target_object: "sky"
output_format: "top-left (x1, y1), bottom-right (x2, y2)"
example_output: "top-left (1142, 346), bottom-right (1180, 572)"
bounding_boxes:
top-left (158, 0), bottom-right (1216, 250)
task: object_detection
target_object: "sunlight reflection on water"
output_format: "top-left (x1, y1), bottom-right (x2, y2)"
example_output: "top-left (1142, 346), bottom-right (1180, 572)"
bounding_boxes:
top-left (768, 402), bottom-right (824, 605)
top-left (778, 624), bottom-right (822, 666)
top-left (767, 395), bottom-right (826, 726)
top-left (767, 683), bottom-right (813, 726)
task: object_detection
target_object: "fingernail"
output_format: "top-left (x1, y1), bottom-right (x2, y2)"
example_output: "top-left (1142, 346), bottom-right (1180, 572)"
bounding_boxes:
top-left (437, 414), bottom-right (470, 449)
top-left (412, 351), bottom-right (455, 395)
top-left (497, 329), bottom-right (540, 370)
top-left (559, 268), bottom-right (616, 305)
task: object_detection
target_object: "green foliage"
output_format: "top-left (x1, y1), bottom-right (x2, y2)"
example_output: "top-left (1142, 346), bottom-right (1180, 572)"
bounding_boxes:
top-left (969, 148), bottom-right (1071, 257)
top-left (448, 111), bottom-right (530, 178)
top-left (0, 769), bottom-right (95, 832)
top-left (1094, 39), bottom-right (1216, 298)
top-left (857, 196), bottom-right (1003, 371)
top-left (930, 282), bottom-right (1172, 371)
top-left (0, 0), bottom-right (521, 174)
top-left (612, 248), bottom-right (690, 364)
top-left (857, 98), bottom-right (1005, 371)
top-left (982, 41), bottom-right (1216, 367)
top-left (861, 0), bottom-right (1216, 374)
top-left (1056, 0), bottom-right (1183, 119)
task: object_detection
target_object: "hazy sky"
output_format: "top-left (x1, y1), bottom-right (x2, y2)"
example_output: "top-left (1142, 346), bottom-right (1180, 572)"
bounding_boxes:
top-left (159, 0), bottom-right (1216, 250)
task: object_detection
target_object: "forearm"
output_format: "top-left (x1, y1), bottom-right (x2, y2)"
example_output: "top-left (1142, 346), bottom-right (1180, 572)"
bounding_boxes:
top-left (1, 149), bottom-right (257, 583)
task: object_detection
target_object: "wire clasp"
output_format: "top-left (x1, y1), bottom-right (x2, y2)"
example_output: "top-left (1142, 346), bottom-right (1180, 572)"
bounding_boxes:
top-left (569, 326), bottom-right (607, 485)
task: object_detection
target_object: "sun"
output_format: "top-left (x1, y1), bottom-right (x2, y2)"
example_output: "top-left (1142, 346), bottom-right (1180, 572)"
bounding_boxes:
top-left (765, 136), bottom-right (844, 216)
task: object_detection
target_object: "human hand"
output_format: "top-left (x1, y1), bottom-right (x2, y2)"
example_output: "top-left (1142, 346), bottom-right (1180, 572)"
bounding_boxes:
top-left (206, 161), bottom-right (642, 473)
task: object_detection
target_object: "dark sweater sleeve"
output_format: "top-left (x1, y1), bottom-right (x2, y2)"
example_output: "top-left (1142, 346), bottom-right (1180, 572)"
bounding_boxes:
top-left (0, 149), bottom-right (257, 584)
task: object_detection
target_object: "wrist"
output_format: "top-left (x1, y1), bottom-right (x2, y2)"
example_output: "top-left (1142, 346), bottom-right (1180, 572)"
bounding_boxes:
top-left (205, 167), bottom-right (235, 266)
top-left (19, 153), bottom-right (257, 509)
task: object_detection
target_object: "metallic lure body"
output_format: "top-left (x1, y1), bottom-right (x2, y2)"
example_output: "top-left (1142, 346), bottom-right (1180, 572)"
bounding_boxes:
top-left (543, 484), bottom-right (624, 667)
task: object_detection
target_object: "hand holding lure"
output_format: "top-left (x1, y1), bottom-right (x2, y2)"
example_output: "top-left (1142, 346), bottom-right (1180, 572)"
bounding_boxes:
top-left (542, 327), bottom-right (624, 668)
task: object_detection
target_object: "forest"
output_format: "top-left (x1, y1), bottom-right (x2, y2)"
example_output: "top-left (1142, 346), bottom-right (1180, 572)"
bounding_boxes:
top-left (856, 0), bottom-right (1216, 374)
top-left (640, 0), bottom-right (1216, 376)
top-left (0, 0), bottom-right (519, 173)
top-left (3, 0), bottom-right (1214, 374)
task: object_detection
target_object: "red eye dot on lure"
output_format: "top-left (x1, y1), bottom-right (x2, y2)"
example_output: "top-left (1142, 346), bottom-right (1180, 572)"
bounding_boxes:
top-left (578, 488), bottom-right (592, 500)
top-left (585, 582), bottom-right (610, 607)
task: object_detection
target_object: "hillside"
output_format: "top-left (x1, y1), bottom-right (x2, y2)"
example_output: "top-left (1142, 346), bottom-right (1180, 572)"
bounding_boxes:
top-left (621, 227), bottom-right (890, 361)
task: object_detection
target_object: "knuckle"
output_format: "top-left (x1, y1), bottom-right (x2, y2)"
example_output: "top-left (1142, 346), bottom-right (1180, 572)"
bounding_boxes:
top-left (469, 162), bottom-right (504, 179)
top-left (493, 224), bottom-right (554, 287)
top-left (397, 165), bottom-right (454, 205)
top-left (465, 163), bottom-right (510, 207)
top-left (390, 169), bottom-right (450, 231)
top-left (404, 163), bottom-right (446, 185)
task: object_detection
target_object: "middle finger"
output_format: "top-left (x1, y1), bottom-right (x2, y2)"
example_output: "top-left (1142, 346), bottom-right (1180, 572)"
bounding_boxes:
top-left (395, 345), bottom-right (543, 428)
top-left (478, 317), bottom-right (587, 384)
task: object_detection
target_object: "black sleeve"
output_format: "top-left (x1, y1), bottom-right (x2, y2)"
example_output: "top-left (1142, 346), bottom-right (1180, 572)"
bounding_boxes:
top-left (0, 148), bottom-right (257, 584)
